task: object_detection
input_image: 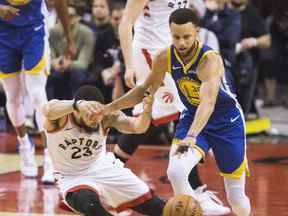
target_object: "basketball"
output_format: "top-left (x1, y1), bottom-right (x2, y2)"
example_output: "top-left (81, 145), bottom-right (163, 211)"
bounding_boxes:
top-left (163, 194), bottom-right (203, 216)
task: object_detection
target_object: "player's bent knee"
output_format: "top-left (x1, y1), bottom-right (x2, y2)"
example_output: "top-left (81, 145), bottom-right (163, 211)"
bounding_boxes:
top-left (132, 195), bottom-right (166, 216)
top-left (65, 189), bottom-right (112, 216)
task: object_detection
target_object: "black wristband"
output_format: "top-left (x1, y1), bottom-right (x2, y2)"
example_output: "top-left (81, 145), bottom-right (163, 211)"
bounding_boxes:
top-left (72, 99), bottom-right (83, 112)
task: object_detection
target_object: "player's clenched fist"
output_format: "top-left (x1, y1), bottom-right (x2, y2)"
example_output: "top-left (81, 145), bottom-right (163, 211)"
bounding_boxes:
top-left (0, 5), bottom-right (19, 21)
top-left (77, 101), bottom-right (105, 120)
top-left (174, 136), bottom-right (197, 156)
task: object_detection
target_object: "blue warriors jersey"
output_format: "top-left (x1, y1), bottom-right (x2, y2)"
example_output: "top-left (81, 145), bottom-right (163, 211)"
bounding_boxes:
top-left (167, 41), bottom-right (238, 114)
top-left (0, 0), bottom-right (46, 27)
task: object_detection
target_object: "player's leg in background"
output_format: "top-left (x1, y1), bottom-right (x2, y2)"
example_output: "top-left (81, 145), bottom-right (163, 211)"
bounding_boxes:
top-left (23, 29), bottom-right (54, 184)
top-left (224, 172), bottom-right (251, 216)
top-left (114, 133), bottom-right (143, 163)
top-left (25, 71), bottom-right (55, 184)
top-left (0, 37), bottom-right (38, 177)
top-left (188, 165), bottom-right (203, 189)
top-left (1, 74), bottom-right (38, 178)
top-left (65, 189), bottom-right (113, 216)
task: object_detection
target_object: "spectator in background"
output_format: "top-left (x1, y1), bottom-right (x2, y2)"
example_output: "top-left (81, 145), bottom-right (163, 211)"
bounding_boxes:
top-left (84, 0), bottom-right (111, 35)
top-left (88, 2), bottom-right (125, 103)
top-left (189, 5), bottom-right (220, 51)
top-left (202, 0), bottom-right (241, 66)
top-left (47, 4), bottom-right (94, 100)
top-left (264, 8), bottom-right (288, 107)
top-left (231, 0), bottom-right (271, 115)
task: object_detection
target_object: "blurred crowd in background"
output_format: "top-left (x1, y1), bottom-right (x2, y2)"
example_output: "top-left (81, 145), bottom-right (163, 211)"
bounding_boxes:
top-left (0, 0), bottom-right (288, 142)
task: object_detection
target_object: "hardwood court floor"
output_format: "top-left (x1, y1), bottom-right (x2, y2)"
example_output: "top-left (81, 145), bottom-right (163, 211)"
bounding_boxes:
top-left (0, 133), bottom-right (288, 216)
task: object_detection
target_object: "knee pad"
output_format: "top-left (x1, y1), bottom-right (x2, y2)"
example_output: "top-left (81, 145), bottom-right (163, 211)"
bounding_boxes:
top-left (65, 189), bottom-right (112, 216)
top-left (5, 93), bottom-right (25, 127)
top-left (132, 195), bottom-right (166, 216)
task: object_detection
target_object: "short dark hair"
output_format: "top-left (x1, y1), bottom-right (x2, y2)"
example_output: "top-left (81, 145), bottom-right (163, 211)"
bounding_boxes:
top-left (74, 85), bottom-right (105, 104)
top-left (169, 8), bottom-right (200, 27)
top-left (111, 1), bottom-right (125, 12)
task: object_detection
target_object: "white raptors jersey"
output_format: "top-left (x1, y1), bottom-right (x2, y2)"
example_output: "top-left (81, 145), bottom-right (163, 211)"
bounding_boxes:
top-left (46, 115), bottom-right (107, 175)
top-left (133, 0), bottom-right (190, 50)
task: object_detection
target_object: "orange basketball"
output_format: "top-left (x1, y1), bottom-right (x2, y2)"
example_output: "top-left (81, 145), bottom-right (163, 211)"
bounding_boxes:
top-left (163, 194), bottom-right (203, 216)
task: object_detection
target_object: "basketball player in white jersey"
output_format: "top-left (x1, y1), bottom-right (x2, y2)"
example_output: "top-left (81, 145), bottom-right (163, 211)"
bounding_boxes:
top-left (115, 0), bottom-right (230, 215)
top-left (43, 85), bottom-right (166, 216)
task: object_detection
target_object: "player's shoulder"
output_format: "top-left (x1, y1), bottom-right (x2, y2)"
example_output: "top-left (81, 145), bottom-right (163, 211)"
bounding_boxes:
top-left (44, 115), bottom-right (69, 133)
top-left (199, 48), bottom-right (221, 66)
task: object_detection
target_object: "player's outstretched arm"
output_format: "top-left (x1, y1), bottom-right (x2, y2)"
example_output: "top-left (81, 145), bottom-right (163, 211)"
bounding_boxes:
top-left (104, 49), bottom-right (168, 114)
top-left (119, 0), bottom-right (149, 88)
top-left (187, 52), bottom-right (224, 137)
top-left (104, 94), bottom-right (153, 134)
top-left (42, 100), bottom-right (74, 121)
top-left (42, 100), bottom-right (104, 121)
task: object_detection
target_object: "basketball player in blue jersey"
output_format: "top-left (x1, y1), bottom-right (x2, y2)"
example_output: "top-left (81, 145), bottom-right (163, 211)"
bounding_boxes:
top-left (0, 0), bottom-right (75, 183)
top-left (103, 8), bottom-right (252, 216)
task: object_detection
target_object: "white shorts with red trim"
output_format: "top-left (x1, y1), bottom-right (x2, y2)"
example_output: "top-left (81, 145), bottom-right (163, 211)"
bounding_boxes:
top-left (132, 46), bottom-right (185, 126)
top-left (57, 152), bottom-right (151, 213)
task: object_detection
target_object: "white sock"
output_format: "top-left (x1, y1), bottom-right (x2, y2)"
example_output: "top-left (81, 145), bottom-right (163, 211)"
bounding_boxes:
top-left (167, 145), bottom-right (202, 199)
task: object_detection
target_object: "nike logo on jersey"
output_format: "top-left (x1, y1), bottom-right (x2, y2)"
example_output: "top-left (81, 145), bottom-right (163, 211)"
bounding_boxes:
top-left (172, 66), bottom-right (182, 70)
top-left (230, 115), bottom-right (240, 123)
top-left (34, 24), bottom-right (43, 31)
top-left (65, 128), bottom-right (73, 131)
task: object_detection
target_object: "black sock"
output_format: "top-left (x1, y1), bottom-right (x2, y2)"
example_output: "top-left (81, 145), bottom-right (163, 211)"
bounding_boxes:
top-left (66, 189), bottom-right (113, 216)
top-left (188, 165), bottom-right (203, 189)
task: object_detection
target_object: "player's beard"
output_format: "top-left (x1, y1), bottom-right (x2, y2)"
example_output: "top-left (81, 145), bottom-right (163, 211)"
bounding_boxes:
top-left (178, 41), bottom-right (197, 59)
top-left (78, 118), bottom-right (100, 134)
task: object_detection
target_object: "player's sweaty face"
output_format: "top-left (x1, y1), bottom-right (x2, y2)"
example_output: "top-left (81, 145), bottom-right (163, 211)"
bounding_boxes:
top-left (170, 22), bottom-right (198, 57)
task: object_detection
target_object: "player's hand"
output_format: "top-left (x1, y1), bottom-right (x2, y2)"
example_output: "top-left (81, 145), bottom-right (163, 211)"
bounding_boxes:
top-left (0, 5), bottom-right (20, 21)
top-left (124, 67), bottom-right (136, 88)
top-left (173, 136), bottom-right (196, 156)
top-left (143, 92), bottom-right (154, 114)
top-left (78, 101), bottom-right (105, 119)
top-left (241, 38), bottom-right (257, 50)
top-left (89, 101), bottom-right (106, 122)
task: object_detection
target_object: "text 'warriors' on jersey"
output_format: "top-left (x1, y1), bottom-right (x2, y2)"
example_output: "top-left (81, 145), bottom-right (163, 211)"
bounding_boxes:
top-left (167, 41), bottom-right (238, 113)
